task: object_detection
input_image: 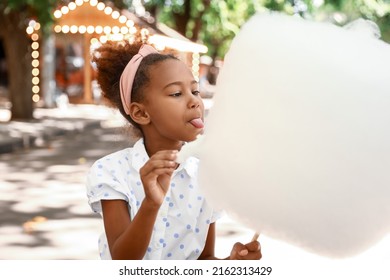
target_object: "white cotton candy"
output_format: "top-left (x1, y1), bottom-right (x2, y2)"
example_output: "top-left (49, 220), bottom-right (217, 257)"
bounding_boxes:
top-left (198, 12), bottom-right (390, 258)
top-left (176, 135), bottom-right (205, 164)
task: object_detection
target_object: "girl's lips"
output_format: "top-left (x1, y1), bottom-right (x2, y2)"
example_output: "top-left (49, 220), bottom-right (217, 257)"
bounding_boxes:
top-left (189, 118), bottom-right (204, 129)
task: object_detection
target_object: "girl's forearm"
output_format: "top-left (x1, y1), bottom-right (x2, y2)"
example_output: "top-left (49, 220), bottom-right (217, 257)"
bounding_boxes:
top-left (110, 199), bottom-right (160, 259)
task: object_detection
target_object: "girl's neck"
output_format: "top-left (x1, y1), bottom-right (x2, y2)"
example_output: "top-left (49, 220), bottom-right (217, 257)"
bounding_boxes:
top-left (143, 135), bottom-right (183, 157)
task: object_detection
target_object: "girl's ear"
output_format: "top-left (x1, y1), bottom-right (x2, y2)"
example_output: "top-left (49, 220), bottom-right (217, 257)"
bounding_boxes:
top-left (129, 102), bottom-right (150, 126)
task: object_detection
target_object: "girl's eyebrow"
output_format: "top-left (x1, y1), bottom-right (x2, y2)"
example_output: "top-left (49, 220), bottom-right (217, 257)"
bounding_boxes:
top-left (163, 80), bottom-right (198, 89)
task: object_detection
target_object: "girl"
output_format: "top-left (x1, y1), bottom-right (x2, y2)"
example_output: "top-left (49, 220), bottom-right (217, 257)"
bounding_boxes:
top-left (86, 41), bottom-right (261, 260)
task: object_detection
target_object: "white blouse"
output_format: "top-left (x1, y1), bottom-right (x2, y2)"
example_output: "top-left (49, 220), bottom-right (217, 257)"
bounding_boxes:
top-left (86, 138), bottom-right (221, 259)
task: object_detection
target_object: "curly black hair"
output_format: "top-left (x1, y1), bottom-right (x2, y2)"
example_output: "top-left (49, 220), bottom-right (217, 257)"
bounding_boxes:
top-left (92, 41), bottom-right (178, 132)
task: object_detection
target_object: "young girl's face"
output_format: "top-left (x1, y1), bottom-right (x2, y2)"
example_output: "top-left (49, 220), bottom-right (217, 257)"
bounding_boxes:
top-left (143, 59), bottom-right (204, 142)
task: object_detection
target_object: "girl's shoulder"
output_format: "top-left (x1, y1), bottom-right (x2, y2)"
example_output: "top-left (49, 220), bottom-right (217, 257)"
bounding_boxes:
top-left (90, 146), bottom-right (134, 170)
top-left (90, 138), bottom-right (144, 171)
top-left (98, 147), bottom-right (133, 161)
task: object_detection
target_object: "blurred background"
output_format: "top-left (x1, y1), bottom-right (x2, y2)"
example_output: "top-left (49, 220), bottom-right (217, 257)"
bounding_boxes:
top-left (1, 0), bottom-right (390, 260)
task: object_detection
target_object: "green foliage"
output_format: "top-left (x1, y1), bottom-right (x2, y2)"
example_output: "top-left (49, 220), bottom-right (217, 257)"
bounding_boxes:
top-left (3, 0), bottom-right (390, 56)
top-left (142, 0), bottom-right (261, 58)
top-left (310, 0), bottom-right (390, 41)
top-left (1, 0), bottom-right (59, 33)
top-left (261, 0), bottom-right (294, 12)
top-left (200, 0), bottom-right (258, 57)
top-left (141, 0), bottom-right (390, 58)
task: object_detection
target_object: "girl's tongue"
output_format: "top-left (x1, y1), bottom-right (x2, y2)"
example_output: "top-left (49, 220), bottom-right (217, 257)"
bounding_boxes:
top-left (190, 118), bottom-right (204, 129)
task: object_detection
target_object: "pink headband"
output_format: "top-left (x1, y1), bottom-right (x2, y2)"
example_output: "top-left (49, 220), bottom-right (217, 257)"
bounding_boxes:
top-left (119, 44), bottom-right (159, 115)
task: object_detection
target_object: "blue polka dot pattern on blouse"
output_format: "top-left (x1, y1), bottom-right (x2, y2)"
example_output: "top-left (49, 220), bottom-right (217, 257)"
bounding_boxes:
top-left (86, 138), bottom-right (222, 260)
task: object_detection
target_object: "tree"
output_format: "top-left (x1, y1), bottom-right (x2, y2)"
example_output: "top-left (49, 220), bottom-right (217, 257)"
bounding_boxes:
top-left (1, 0), bottom-right (389, 120)
top-left (200, 0), bottom-right (259, 59)
top-left (313, 0), bottom-right (390, 41)
top-left (136, 0), bottom-right (390, 59)
top-left (0, 0), bottom-right (57, 120)
top-left (139, 0), bottom-right (257, 59)
top-left (141, 0), bottom-right (210, 41)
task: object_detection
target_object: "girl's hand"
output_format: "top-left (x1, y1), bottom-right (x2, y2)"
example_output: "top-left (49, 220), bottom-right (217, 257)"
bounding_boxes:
top-left (139, 150), bottom-right (178, 208)
top-left (229, 241), bottom-right (262, 260)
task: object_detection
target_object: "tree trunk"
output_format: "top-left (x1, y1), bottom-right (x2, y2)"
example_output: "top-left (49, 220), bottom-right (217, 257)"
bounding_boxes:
top-left (173, 0), bottom-right (191, 36)
top-left (148, 4), bottom-right (158, 19)
top-left (191, 0), bottom-right (211, 41)
top-left (0, 9), bottom-right (33, 120)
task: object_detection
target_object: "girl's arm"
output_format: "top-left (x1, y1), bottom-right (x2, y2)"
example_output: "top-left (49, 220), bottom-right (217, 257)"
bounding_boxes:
top-left (198, 223), bottom-right (262, 260)
top-left (198, 222), bottom-right (217, 259)
top-left (102, 150), bottom-right (178, 260)
top-left (101, 198), bottom-right (159, 259)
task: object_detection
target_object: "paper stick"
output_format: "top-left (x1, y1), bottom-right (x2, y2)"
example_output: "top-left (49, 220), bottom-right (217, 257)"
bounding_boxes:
top-left (251, 232), bottom-right (260, 242)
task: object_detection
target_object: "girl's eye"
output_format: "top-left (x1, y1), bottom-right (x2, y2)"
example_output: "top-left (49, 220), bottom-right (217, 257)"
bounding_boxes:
top-left (192, 90), bottom-right (200, 96)
top-left (170, 92), bottom-right (181, 97)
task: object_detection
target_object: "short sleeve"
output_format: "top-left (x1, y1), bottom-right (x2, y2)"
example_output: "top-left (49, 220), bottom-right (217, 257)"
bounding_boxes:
top-left (86, 159), bottom-right (129, 214)
top-left (210, 209), bottom-right (225, 223)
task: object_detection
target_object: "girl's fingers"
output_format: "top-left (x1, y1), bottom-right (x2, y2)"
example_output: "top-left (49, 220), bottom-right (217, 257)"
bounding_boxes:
top-left (144, 168), bottom-right (175, 178)
top-left (231, 241), bottom-right (262, 260)
top-left (151, 150), bottom-right (178, 161)
top-left (244, 241), bottom-right (262, 260)
top-left (140, 159), bottom-right (177, 176)
top-left (245, 249), bottom-right (262, 260)
top-left (231, 242), bottom-right (248, 259)
top-left (140, 150), bottom-right (178, 174)
top-left (139, 150), bottom-right (178, 205)
top-left (245, 241), bottom-right (261, 252)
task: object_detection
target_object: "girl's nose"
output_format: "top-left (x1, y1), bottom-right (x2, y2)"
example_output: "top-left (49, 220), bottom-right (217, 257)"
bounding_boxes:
top-left (188, 94), bottom-right (201, 109)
